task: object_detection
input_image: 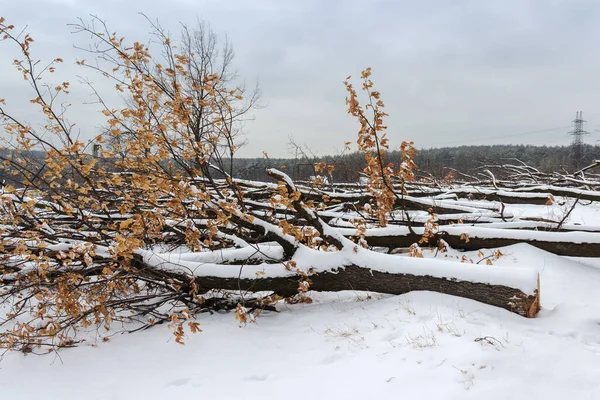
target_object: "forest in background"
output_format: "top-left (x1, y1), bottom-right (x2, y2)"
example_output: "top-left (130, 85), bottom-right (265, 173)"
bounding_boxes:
top-left (224, 143), bottom-right (600, 182)
top-left (2, 144), bottom-right (598, 186)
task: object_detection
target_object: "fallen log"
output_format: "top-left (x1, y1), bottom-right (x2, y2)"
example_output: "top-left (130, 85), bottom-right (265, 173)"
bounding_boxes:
top-left (139, 248), bottom-right (541, 318)
top-left (436, 233), bottom-right (600, 258)
top-left (241, 185), bottom-right (503, 215)
top-left (408, 188), bottom-right (551, 205)
top-left (511, 185), bottom-right (600, 203)
top-left (338, 225), bottom-right (600, 257)
top-left (410, 185), bottom-right (600, 204)
top-left (195, 265), bottom-right (539, 317)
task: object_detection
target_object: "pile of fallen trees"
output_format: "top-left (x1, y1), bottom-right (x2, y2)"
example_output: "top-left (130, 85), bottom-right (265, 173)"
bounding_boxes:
top-left (4, 16), bottom-right (596, 352)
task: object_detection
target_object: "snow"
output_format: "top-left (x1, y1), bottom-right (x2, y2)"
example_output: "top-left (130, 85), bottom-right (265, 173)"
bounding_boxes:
top-left (265, 168), bottom-right (296, 191)
top-left (512, 184), bottom-right (599, 197)
top-left (3, 197), bottom-right (600, 399)
top-left (440, 225), bottom-right (600, 243)
top-left (2, 243), bottom-right (600, 399)
top-left (334, 219), bottom-right (600, 244)
top-left (505, 201), bottom-right (600, 226)
top-left (144, 243), bottom-right (284, 264)
top-left (140, 241), bottom-right (538, 294)
top-left (496, 189), bottom-right (549, 199)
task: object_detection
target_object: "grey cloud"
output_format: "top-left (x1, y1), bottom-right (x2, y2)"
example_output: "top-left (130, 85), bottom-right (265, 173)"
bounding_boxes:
top-left (2, 0), bottom-right (600, 157)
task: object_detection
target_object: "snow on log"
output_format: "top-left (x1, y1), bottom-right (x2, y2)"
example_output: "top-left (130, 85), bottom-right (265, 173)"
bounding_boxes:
top-left (438, 226), bottom-right (600, 257)
top-left (240, 183), bottom-right (504, 215)
top-left (410, 185), bottom-right (600, 203)
top-left (334, 225), bottom-right (600, 257)
top-left (510, 185), bottom-right (600, 203)
top-left (408, 188), bottom-right (552, 204)
top-left (138, 246), bottom-right (541, 318)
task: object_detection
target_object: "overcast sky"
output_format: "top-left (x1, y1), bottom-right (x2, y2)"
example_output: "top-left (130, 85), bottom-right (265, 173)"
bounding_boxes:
top-left (2, 0), bottom-right (600, 157)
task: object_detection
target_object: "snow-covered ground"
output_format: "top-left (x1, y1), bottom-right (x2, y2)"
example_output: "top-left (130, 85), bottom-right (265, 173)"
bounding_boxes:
top-left (2, 202), bottom-right (600, 399)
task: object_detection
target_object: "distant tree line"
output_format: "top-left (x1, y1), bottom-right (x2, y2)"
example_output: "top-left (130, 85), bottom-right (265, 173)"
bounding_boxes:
top-left (414, 143), bottom-right (599, 177)
top-left (226, 144), bottom-right (600, 182)
top-left (2, 144), bottom-right (598, 186)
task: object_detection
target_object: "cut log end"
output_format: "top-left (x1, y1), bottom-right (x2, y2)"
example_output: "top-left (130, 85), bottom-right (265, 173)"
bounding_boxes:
top-left (502, 273), bottom-right (540, 318)
top-left (527, 275), bottom-right (541, 318)
top-left (510, 290), bottom-right (540, 318)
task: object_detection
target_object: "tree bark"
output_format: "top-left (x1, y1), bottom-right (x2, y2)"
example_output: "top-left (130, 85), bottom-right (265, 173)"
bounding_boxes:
top-left (186, 265), bottom-right (540, 318)
top-left (513, 186), bottom-right (600, 203)
top-left (409, 186), bottom-right (600, 204)
top-left (359, 231), bottom-right (600, 257)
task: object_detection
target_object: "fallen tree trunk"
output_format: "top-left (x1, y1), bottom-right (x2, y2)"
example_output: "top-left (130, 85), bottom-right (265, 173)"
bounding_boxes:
top-left (191, 265), bottom-right (540, 317)
top-left (138, 248), bottom-right (541, 318)
top-left (408, 188), bottom-right (551, 205)
top-left (345, 226), bottom-right (600, 257)
top-left (436, 233), bottom-right (600, 257)
top-left (242, 185), bottom-right (503, 215)
top-left (510, 185), bottom-right (600, 203)
top-left (410, 185), bottom-right (600, 204)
